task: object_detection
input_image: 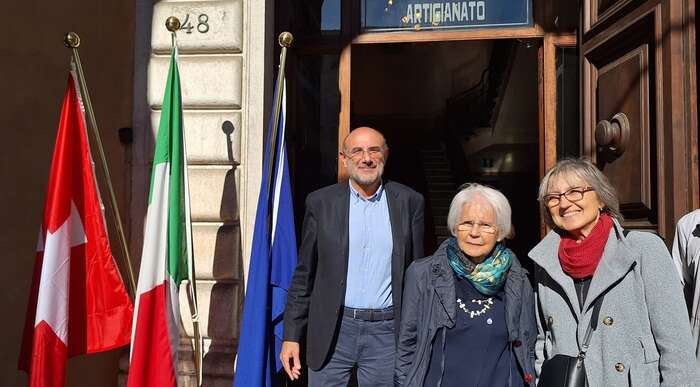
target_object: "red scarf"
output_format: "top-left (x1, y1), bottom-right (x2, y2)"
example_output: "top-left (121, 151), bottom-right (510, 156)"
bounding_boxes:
top-left (558, 213), bottom-right (613, 279)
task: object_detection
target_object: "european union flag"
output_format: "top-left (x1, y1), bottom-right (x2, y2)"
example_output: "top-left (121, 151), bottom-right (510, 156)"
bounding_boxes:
top-left (234, 79), bottom-right (297, 387)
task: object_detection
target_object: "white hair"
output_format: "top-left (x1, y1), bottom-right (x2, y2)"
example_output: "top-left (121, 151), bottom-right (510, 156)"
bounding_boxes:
top-left (447, 183), bottom-right (513, 241)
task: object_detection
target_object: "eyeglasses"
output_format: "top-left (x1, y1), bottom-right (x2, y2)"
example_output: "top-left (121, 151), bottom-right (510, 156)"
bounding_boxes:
top-left (343, 146), bottom-right (384, 160)
top-left (543, 187), bottom-right (594, 207)
top-left (456, 220), bottom-right (498, 234)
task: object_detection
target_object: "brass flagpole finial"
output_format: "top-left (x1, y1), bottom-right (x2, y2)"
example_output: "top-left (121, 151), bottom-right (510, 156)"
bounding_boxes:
top-left (165, 16), bottom-right (181, 32)
top-left (278, 31), bottom-right (294, 48)
top-left (64, 32), bottom-right (81, 48)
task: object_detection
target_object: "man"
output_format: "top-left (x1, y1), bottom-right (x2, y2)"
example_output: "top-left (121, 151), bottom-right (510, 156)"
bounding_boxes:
top-left (280, 127), bottom-right (425, 386)
top-left (672, 208), bottom-right (700, 365)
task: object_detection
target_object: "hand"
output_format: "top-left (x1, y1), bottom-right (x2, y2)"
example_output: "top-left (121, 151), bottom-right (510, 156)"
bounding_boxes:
top-left (280, 341), bottom-right (302, 380)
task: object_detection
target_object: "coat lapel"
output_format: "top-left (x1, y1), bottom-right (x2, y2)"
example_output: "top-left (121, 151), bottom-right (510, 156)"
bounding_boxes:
top-left (581, 223), bottom-right (637, 312)
top-left (430, 252), bottom-right (456, 327)
top-left (385, 183), bottom-right (404, 261)
top-left (529, 231), bottom-right (582, 320)
top-left (504, 259), bottom-right (525, 341)
top-left (336, 183), bottom-right (351, 280)
top-left (385, 183), bottom-right (405, 280)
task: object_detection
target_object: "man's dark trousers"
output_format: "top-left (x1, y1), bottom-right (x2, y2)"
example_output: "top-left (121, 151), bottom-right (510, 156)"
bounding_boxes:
top-left (308, 312), bottom-right (395, 386)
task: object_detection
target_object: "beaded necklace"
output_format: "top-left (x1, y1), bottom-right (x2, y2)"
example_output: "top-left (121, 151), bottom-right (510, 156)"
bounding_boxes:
top-left (456, 297), bottom-right (494, 319)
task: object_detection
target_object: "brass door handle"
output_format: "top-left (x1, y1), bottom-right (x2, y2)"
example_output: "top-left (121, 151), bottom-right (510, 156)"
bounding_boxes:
top-left (595, 112), bottom-right (630, 156)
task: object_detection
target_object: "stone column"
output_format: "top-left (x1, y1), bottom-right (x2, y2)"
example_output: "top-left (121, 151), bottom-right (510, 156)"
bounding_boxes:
top-left (124, 0), bottom-right (271, 385)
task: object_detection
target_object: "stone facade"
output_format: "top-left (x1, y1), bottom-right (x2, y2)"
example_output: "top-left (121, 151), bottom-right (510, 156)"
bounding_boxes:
top-left (123, 0), bottom-right (271, 385)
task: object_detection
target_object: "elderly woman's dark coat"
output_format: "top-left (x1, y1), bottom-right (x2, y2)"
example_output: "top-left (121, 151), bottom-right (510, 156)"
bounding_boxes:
top-left (394, 240), bottom-right (537, 386)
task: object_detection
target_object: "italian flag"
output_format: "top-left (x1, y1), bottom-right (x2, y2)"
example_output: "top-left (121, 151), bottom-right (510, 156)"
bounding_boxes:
top-left (128, 51), bottom-right (189, 386)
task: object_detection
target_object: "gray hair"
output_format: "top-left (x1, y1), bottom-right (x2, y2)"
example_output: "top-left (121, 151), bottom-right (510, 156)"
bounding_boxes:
top-left (537, 158), bottom-right (622, 229)
top-left (447, 183), bottom-right (513, 241)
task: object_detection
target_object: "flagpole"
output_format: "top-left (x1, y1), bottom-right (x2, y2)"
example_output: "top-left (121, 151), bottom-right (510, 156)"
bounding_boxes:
top-left (266, 32), bottom-right (292, 386)
top-left (63, 32), bottom-right (137, 298)
top-left (266, 32), bottom-right (294, 196)
top-left (165, 16), bottom-right (204, 387)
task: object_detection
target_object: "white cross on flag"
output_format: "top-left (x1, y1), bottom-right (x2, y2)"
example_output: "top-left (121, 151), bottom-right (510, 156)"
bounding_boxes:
top-left (18, 74), bottom-right (133, 387)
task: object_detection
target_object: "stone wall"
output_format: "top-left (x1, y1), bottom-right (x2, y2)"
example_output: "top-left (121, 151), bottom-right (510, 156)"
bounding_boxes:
top-left (124, 0), bottom-right (272, 385)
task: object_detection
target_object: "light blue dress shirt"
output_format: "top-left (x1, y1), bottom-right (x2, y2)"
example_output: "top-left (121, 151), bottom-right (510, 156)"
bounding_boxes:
top-left (344, 182), bottom-right (394, 309)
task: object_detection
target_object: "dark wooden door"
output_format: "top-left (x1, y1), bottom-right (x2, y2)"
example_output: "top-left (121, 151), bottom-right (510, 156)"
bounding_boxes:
top-left (580, 0), bottom-right (698, 240)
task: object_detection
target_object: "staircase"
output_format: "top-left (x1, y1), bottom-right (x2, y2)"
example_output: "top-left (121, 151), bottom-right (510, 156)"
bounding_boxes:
top-left (447, 40), bottom-right (516, 139)
top-left (420, 144), bottom-right (458, 246)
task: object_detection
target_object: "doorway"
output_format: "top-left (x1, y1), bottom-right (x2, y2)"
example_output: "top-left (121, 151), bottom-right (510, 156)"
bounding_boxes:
top-left (279, 2), bottom-right (579, 259)
top-left (350, 40), bottom-right (541, 258)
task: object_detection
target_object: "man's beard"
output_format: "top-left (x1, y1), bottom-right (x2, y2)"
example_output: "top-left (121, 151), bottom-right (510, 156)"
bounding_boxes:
top-left (349, 161), bottom-right (384, 186)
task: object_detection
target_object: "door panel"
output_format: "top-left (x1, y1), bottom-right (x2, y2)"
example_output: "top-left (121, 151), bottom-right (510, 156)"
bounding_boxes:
top-left (596, 45), bottom-right (653, 222)
top-left (597, 0), bottom-right (620, 13)
top-left (595, 0), bottom-right (631, 19)
top-left (586, 0), bottom-right (635, 31)
top-left (583, 13), bottom-right (659, 230)
top-left (581, 0), bottom-right (698, 240)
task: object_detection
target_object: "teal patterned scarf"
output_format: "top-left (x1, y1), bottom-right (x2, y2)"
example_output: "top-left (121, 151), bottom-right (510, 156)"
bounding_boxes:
top-left (446, 237), bottom-right (512, 296)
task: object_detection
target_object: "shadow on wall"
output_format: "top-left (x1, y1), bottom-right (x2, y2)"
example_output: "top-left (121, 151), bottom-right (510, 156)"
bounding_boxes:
top-left (200, 120), bottom-right (243, 386)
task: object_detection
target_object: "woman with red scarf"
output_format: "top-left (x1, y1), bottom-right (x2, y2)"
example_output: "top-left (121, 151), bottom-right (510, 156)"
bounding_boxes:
top-left (530, 158), bottom-right (699, 386)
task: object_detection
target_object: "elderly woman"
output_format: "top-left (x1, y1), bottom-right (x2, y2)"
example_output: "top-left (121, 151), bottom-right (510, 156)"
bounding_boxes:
top-left (395, 183), bottom-right (536, 387)
top-left (531, 158), bottom-right (699, 386)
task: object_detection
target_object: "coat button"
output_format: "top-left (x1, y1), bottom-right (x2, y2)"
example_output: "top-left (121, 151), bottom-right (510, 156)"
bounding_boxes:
top-left (512, 340), bottom-right (522, 348)
top-left (603, 316), bottom-right (614, 326)
top-left (615, 363), bottom-right (625, 372)
top-left (547, 316), bottom-right (554, 327)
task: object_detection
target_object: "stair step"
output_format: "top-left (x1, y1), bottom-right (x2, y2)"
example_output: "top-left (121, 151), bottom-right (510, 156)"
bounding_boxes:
top-left (423, 164), bottom-right (450, 170)
top-left (422, 159), bottom-right (449, 165)
top-left (421, 154), bottom-right (445, 160)
top-left (427, 175), bottom-right (454, 182)
top-left (427, 185), bottom-right (454, 192)
top-left (428, 197), bottom-right (453, 203)
top-left (422, 156), bottom-right (448, 161)
top-left (424, 170), bottom-right (452, 176)
top-left (422, 159), bottom-right (447, 165)
top-left (433, 216), bottom-right (447, 226)
top-left (428, 189), bottom-right (455, 195)
top-left (422, 161), bottom-right (448, 166)
top-left (427, 182), bottom-right (455, 188)
top-left (428, 179), bottom-right (453, 184)
top-left (420, 149), bottom-right (446, 155)
top-left (430, 204), bottom-right (450, 211)
top-left (434, 226), bottom-right (451, 236)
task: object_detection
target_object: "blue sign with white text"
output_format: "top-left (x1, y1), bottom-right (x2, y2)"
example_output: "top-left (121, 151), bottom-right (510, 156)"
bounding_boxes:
top-left (362, 0), bottom-right (532, 31)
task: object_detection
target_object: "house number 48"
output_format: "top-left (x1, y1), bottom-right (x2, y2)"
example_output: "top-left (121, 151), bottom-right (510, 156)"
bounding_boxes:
top-left (179, 13), bottom-right (209, 34)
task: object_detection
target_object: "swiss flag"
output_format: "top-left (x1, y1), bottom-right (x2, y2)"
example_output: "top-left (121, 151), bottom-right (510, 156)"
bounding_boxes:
top-left (18, 74), bottom-right (133, 387)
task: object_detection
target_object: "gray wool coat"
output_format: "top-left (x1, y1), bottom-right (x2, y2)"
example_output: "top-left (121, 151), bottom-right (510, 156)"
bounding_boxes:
top-left (529, 220), bottom-right (700, 386)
